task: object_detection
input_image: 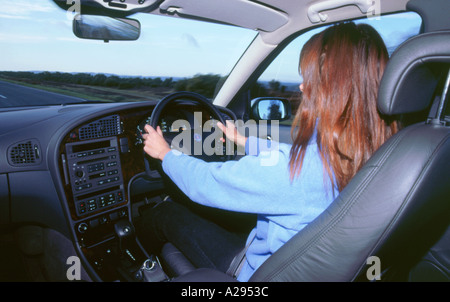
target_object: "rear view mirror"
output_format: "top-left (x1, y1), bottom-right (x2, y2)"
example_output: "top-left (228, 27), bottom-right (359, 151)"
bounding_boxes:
top-left (250, 97), bottom-right (291, 121)
top-left (73, 14), bottom-right (140, 41)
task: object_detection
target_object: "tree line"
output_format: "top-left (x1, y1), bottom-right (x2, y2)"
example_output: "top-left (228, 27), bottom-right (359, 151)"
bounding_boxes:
top-left (0, 71), bottom-right (174, 89)
top-left (0, 71), bottom-right (292, 101)
top-left (1, 71), bottom-right (230, 97)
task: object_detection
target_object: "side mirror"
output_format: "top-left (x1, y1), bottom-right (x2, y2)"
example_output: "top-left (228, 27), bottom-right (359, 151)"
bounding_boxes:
top-left (250, 97), bottom-right (291, 121)
top-left (73, 14), bottom-right (140, 41)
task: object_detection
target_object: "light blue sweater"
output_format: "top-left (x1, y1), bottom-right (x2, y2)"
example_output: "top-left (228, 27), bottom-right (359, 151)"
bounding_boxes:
top-left (162, 134), bottom-right (338, 281)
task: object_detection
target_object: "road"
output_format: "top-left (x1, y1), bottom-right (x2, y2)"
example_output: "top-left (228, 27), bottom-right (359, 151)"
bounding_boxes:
top-left (0, 79), bottom-right (295, 143)
top-left (0, 80), bottom-right (86, 108)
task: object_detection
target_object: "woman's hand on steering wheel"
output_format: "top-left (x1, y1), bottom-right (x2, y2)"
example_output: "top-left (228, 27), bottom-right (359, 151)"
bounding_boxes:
top-left (142, 124), bottom-right (171, 161)
top-left (217, 121), bottom-right (248, 148)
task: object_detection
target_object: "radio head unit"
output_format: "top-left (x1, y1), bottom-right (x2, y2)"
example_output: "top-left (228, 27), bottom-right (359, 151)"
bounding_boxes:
top-left (65, 137), bottom-right (125, 217)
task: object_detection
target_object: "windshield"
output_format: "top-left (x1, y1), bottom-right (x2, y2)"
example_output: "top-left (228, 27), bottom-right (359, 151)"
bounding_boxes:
top-left (0, 0), bottom-right (257, 107)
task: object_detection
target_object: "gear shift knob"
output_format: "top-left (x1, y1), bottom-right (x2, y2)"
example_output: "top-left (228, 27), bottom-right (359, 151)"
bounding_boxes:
top-left (114, 219), bottom-right (134, 237)
top-left (114, 219), bottom-right (135, 253)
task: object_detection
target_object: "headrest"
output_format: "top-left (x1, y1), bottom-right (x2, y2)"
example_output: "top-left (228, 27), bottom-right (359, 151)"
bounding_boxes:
top-left (407, 0), bottom-right (450, 33)
top-left (378, 30), bottom-right (450, 116)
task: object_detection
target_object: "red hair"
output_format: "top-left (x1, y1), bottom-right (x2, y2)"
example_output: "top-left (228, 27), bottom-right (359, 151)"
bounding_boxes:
top-left (289, 22), bottom-right (398, 191)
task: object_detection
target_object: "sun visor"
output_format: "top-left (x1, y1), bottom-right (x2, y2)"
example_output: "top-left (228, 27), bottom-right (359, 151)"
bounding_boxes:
top-left (159, 0), bottom-right (289, 32)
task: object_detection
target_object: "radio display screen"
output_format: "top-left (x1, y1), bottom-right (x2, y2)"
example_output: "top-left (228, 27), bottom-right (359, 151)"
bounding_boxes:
top-left (72, 139), bottom-right (111, 153)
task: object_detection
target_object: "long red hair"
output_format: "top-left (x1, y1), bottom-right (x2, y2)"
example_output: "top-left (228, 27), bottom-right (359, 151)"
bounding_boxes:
top-left (289, 22), bottom-right (398, 191)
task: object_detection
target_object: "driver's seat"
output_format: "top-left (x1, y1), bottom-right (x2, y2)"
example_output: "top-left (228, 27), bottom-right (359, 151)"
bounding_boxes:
top-left (172, 30), bottom-right (450, 282)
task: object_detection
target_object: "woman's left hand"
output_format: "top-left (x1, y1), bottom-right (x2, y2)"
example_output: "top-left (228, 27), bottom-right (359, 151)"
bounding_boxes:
top-left (142, 124), bottom-right (171, 161)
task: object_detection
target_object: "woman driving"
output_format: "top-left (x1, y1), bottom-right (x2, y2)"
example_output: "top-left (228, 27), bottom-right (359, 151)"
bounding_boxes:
top-left (139, 22), bottom-right (398, 282)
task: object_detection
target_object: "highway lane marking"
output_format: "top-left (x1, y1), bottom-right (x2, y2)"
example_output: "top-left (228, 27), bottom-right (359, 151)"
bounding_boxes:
top-left (0, 94), bottom-right (7, 99)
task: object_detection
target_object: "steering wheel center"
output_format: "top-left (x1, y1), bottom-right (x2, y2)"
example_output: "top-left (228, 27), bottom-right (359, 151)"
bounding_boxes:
top-left (142, 91), bottom-right (235, 177)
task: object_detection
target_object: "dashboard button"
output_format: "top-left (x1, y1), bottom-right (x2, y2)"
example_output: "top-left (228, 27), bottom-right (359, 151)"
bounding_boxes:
top-left (77, 222), bottom-right (88, 234)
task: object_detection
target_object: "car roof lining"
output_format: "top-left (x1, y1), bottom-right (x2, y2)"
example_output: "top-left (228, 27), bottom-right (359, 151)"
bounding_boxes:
top-left (158, 0), bottom-right (289, 32)
top-left (148, 0), bottom-right (410, 45)
top-left (70, 1), bottom-right (411, 45)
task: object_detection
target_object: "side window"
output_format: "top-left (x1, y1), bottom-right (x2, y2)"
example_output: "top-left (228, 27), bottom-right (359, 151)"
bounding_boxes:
top-left (250, 12), bottom-right (422, 125)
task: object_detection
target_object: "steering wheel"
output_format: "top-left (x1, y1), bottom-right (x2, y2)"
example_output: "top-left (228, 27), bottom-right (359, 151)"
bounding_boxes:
top-left (143, 91), bottom-right (234, 177)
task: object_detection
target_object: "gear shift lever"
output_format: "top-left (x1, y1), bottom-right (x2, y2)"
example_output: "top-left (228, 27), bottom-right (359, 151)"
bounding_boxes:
top-left (114, 219), bottom-right (135, 255)
top-left (113, 219), bottom-right (146, 281)
top-left (113, 219), bottom-right (168, 282)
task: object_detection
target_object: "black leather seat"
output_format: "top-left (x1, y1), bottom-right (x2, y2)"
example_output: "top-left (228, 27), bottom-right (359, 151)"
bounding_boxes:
top-left (171, 30), bottom-right (450, 282)
top-left (160, 242), bottom-right (196, 277)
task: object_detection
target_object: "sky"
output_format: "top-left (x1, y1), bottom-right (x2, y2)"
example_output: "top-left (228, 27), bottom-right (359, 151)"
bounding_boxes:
top-left (0, 0), bottom-right (257, 79)
top-left (0, 0), bottom-right (422, 83)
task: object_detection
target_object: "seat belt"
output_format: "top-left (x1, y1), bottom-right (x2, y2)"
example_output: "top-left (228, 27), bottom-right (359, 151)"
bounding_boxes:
top-left (226, 232), bottom-right (256, 278)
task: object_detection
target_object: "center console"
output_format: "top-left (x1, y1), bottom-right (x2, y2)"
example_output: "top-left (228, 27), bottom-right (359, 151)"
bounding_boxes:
top-left (60, 112), bottom-right (167, 281)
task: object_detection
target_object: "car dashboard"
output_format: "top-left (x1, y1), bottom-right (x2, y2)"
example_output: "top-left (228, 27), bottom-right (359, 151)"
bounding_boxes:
top-left (0, 100), bottom-right (234, 281)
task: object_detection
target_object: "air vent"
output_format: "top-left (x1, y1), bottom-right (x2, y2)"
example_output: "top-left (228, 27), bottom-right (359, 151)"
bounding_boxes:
top-left (79, 115), bottom-right (122, 140)
top-left (8, 139), bottom-right (41, 166)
